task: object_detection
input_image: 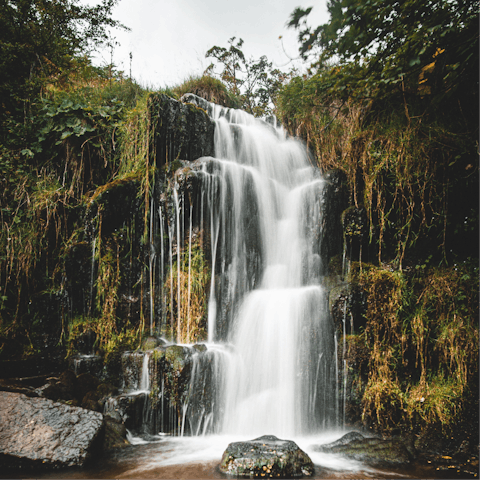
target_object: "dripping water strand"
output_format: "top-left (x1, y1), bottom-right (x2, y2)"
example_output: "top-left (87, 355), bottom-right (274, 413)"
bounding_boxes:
top-left (187, 204), bottom-right (193, 342)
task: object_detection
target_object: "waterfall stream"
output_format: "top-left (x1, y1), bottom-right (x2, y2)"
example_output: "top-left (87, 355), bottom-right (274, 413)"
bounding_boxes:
top-left (194, 100), bottom-right (335, 436)
top-left (121, 97), bottom-right (338, 441)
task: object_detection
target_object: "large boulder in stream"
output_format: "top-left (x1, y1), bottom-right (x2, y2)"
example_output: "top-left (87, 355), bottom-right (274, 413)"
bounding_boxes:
top-left (313, 431), bottom-right (414, 467)
top-left (220, 435), bottom-right (314, 478)
top-left (0, 391), bottom-right (103, 469)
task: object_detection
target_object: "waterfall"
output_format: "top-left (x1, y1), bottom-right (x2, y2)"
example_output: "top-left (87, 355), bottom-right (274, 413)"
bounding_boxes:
top-left (192, 99), bottom-right (336, 436)
top-left (149, 96), bottom-right (337, 438)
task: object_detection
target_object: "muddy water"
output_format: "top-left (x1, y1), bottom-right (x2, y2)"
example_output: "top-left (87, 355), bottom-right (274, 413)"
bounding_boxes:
top-left (0, 435), bottom-right (472, 479)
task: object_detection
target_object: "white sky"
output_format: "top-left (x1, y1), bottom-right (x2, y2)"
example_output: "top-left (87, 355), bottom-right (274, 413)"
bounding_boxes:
top-left (84, 0), bottom-right (330, 88)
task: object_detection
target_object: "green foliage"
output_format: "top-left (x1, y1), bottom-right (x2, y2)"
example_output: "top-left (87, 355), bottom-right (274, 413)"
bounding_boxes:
top-left (205, 37), bottom-right (288, 116)
top-left (287, 1), bottom-right (478, 105)
top-left (0, 0), bottom-right (127, 140)
top-left (277, 74), bottom-right (478, 266)
top-left (0, 62), bottom-right (153, 358)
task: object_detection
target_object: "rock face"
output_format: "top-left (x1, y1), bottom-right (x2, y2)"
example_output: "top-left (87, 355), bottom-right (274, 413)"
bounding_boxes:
top-left (149, 93), bottom-right (215, 169)
top-left (220, 435), bottom-right (314, 478)
top-left (0, 391), bottom-right (103, 469)
top-left (313, 431), bottom-right (413, 467)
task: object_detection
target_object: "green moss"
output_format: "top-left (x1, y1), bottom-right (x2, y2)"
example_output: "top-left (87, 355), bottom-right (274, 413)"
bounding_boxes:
top-left (352, 262), bottom-right (478, 435)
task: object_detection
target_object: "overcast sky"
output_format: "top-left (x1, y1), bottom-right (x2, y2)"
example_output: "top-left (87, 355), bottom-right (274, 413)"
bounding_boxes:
top-left (85, 0), bottom-right (330, 88)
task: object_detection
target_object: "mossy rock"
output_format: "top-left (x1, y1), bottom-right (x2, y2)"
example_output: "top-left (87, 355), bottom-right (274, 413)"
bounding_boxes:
top-left (142, 336), bottom-right (159, 351)
top-left (103, 416), bottom-right (129, 451)
top-left (165, 345), bottom-right (192, 374)
top-left (341, 206), bottom-right (368, 238)
top-left (192, 344), bottom-right (207, 353)
top-left (152, 347), bottom-right (166, 362)
top-left (220, 435), bottom-right (314, 478)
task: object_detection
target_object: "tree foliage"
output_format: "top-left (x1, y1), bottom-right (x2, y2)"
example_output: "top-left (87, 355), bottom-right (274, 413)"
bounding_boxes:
top-left (0, 0), bottom-right (126, 141)
top-left (287, 0), bottom-right (478, 104)
top-left (205, 37), bottom-right (287, 117)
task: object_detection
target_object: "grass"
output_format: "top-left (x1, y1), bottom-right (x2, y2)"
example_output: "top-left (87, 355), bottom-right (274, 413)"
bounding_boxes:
top-left (163, 235), bottom-right (210, 344)
top-left (172, 75), bottom-right (240, 108)
top-left (350, 261), bottom-right (478, 434)
top-left (276, 72), bottom-right (478, 268)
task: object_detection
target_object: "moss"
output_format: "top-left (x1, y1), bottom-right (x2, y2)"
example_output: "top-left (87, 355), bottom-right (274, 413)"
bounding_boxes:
top-left (141, 336), bottom-right (158, 351)
top-left (350, 262), bottom-right (478, 435)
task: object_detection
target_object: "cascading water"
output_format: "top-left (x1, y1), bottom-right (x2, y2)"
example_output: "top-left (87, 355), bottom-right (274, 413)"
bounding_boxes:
top-left (136, 95), bottom-right (337, 440)
top-left (182, 98), bottom-right (337, 436)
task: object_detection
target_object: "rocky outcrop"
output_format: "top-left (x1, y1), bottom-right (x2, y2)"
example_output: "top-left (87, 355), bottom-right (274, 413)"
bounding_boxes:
top-left (220, 435), bottom-right (314, 478)
top-left (149, 94), bottom-right (215, 169)
top-left (313, 431), bottom-right (414, 467)
top-left (0, 391), bottom-right (104, 469)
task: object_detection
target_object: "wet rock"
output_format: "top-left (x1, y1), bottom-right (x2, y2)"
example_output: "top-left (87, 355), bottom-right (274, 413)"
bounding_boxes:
top-left (96, 382), bottom-right (118, 407)
top-left (220, 434), bottom-right (314, 478)
top-left (121, 352), bottom-right (145, 391)
top-left (0, 391), bottom-right (103, 469)
top-left (0, 378), bottom-right (39, 397)
top-left (165, 345), bottom-right (192, 375)
top-left (68, 354), bottom-right (103, 377)
top-left (314, 432), bottom-right (413, 467)
top-left (37, 377), bottom-right (76, 402)
top-left (81, 390), bottom-right (102, 412)
top-left (75, 372), bottom-right (100, 400)
top-left (163, 345), bottom-right (193, 408)
top-left (103, 393), bottom-right (148, 432)
top-left (59, 369), bottom-right (77, 391)
top-left (341, 206), bottom-right (368, 261)
top-left (149, 94), bottom-right (215, 169)
top-left (103, 416), bottom-right (128, 451)
top-left (320, 169), bottom-right (349, 265)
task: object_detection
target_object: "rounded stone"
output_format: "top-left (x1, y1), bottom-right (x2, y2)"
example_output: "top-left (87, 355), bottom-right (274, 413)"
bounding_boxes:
top-left (220, 435), bottom-right (314, 478)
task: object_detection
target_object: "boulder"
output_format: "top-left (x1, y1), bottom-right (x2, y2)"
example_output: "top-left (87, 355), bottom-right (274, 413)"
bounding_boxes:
top-left (0, 391), bottom-right (104, 469)
top-left (103, 416), bottom-right (128, 451)
top-left (313, 431), bottom-right (413, 467)
top-left (220, 435), bottom-right (314, 478)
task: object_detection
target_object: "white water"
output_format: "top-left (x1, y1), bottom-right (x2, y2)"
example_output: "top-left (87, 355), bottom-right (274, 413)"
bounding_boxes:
top-left (110, 99), bottom-right (381, 476)
top-left (121, 433), bottom-right (377, 477)
top-left (193, 102), bottom-right (337, 436)
top-left (150, 97), bottom-right (337, 440)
